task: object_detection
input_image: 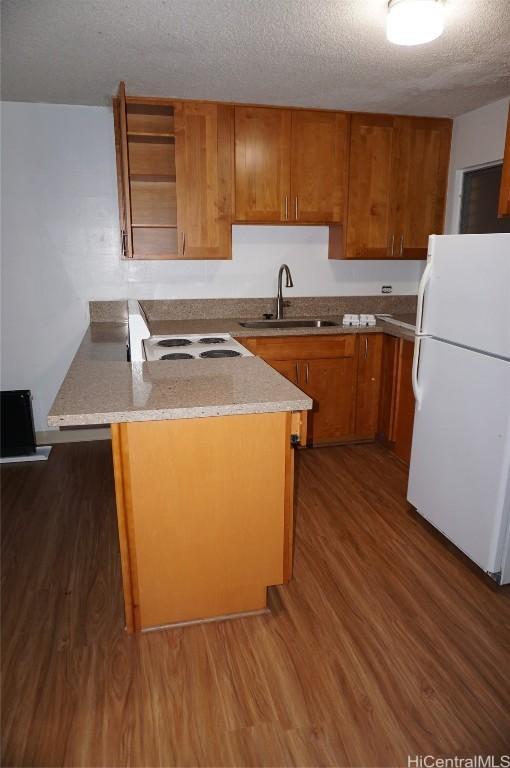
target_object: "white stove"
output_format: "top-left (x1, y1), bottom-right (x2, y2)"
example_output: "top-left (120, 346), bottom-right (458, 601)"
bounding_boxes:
top-left (143, 333), bottom-right (253, 361)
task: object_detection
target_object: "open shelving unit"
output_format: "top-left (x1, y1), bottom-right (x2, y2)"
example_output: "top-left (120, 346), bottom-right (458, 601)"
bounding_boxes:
top-left (126, 103), bottom-right (178, 258)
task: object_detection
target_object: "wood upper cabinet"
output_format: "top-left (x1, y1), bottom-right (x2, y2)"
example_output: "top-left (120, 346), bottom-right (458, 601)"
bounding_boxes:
top-left (342, 113), bottom-right (451, 260)
top-left (174, 101), bottom-right (233, 259)
top-left (345, 113), bottom-right (398, 259)
top-left (234, 106), bottom-right (291, 222)
top-left (234, 106), bottom-right (349, 224)
top-left (290, 110), bottom-right (349, 223)
top-left (113, 84), bottom-right (233, 260)
top-left (395, 117), bottom-right (451, 258)
top-left (498, 104), bottom-right (510, 217)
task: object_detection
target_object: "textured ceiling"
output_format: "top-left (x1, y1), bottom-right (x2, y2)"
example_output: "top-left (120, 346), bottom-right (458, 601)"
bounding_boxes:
top-left (2, 0), bottom-right (510, 117)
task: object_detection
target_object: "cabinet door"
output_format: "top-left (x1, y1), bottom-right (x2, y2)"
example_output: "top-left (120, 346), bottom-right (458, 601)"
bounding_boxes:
top-left (174, 102), bottom-right (233, 259)
top-left (268, 359), bottom-right (300, 386)
top-left (290, 111), bottom-right (349, 223)
top-left (395, 117), bottom-right (451, 259)
top-left (393, 339), bottom-right (415, 464)
top-left (377, 334), bottom-right (400, 442)
top-left (234, 106), bottom-right (291, 222)
top-left (115, 82), bottom-right (133, 258)
top-left (300, 357), bottom-right (357, 444)
top-left (355, 334), bottom-right (383, 438)
top-left (498, 105), bottom-right (510, 217)
top-left (345, 114), bottom-right (398, 259)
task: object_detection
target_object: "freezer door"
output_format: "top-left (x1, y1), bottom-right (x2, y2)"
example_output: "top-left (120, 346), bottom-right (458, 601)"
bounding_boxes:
top-left (408, 337), bottom-right (510, 575)
top-left (420, 234), bottom-right (510, 359)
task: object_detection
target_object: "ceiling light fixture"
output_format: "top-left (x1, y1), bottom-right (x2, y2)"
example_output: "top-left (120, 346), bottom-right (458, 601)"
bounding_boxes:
top-left (386, 0), bottom-right (445, 46)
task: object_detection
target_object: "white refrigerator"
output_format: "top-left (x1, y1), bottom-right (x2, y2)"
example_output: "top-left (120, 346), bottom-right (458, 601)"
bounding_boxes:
top-left (407, 233), bottom-right (510, 584)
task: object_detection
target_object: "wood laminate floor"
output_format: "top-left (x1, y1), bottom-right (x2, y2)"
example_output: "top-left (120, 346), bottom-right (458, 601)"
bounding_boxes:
top-left (2, 441), bottom-right (509, 767)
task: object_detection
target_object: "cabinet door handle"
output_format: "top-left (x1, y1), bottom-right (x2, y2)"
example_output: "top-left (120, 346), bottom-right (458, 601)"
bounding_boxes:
top-left (305, 362), bottom-right (309, 384)
top-left (295, 196), bottom-right (299, 221)
top-left (364, 337), bottom-right (368, 359)
top-left (399, 234), bottom-right (404, 258)
top-left (284, 196), bottom-right (288, 221)
top-left (181, 232), bottom-right (186, 256)
top-left (389, 233), bottom-right (395, 258)
top-left (121, 229), bottom-right (130, 258)
top-left (295, 362), bottom-right (299, 382)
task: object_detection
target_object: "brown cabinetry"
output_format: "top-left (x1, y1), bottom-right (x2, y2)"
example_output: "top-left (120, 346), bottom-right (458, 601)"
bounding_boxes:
top-left (378, 336), bottom-right (415, 464)
top-left (234, 107), bottom-right (349, 224)
top-left (114, 84), bottom-right (233, 260)
top-left (114, 82), bottom-right (452, 261)
top-left (340, 114), bottom-right (451, 260)
top-left (498, 104), bottom-right (510, 217)
top-left (175, 101), bottom-right (233, 259)
top-left (238, 334), bottom-right (382, 446)
top-left (234, 107), bottom-right (291, 222)
top-left (355, 333), bottom-right (383, 438)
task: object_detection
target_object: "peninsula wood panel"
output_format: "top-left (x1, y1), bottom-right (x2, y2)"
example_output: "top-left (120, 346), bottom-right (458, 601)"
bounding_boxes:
top-left (355, 333), bottom-right (383, 438)
top-left (396, 117), bottom-right (451, 258)
top-left (234, 106), bottom-right (291, 222)
top-left (290, 110), bottom-right (349, 223)
top-left (345, 113), bottom-right (398, 259)
top-left (175, 101), bottom-right (234, 259)
top-left (113, 413), bottom-right (292, 630)
top-left (498, 104), bottom-right (510, 217)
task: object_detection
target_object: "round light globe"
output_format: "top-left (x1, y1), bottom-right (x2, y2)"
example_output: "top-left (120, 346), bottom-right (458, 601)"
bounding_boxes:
top-left (387, 0), bottom-right (445, 46)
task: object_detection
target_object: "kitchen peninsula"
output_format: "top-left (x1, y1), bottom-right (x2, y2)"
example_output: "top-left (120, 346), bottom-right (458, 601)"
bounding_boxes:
top-left (48, 320), bottom-right (312, 632)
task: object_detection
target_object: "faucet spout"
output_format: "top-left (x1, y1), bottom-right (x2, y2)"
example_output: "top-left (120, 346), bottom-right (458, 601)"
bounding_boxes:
top-left (276, 264), bottom-right (294, 320)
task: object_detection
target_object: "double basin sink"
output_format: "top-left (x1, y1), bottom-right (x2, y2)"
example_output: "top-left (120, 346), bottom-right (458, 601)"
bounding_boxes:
top-left (239, 319), bottom-right (339, 330)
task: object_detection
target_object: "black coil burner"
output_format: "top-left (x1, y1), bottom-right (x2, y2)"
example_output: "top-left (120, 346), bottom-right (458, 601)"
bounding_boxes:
top-left (160, 353), bottom-right (195, 360)
top-left (157, 338), bottom-right (192, 348)
top-left (199, 349), bottom-right (242, 359)
top-left (198, 337), bottom-right (227, 344)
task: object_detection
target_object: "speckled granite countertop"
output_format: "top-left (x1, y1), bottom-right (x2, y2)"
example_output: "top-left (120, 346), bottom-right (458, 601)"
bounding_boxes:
top-left (149, 316), bottom-right (415, 341)
top-left (48, 314), bottom-right (415, 427)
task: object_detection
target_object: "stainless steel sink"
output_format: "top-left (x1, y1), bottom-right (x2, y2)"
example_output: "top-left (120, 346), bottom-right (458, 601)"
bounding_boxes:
top-left (239, 319), bottom-right (339, 329)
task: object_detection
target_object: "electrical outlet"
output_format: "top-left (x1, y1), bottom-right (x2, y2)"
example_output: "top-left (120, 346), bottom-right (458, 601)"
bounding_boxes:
top-left (381, 285), bottom-right (393, 294)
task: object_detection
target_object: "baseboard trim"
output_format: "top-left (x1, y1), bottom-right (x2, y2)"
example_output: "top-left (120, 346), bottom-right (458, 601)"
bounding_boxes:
top-left (0, 446), bottom-right (52, 464)
top-left (36, 427), bottom-right (111, 445)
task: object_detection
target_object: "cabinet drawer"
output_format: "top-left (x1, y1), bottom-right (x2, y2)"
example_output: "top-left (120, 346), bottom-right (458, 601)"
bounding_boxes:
top-left (237, 334), bottom-right (356, 361)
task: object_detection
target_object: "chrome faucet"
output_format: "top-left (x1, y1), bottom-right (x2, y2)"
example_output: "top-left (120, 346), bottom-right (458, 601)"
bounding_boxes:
top-left (276, 264), bottom-right (294, 320)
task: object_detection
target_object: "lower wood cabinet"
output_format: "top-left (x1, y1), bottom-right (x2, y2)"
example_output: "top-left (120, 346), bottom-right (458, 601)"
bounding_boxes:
top-left (238, 334), bottom-right (382, 446)
top-left (298, 356), bottom-right (357, 444)
top-left (378, 336), bottom-right (415, 464)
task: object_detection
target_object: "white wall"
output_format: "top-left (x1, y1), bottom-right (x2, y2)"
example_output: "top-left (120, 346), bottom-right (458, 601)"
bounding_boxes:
top-left (445, 96), bottom-right (510, 233)
top-left (1, 101), bottom-right (424, 431)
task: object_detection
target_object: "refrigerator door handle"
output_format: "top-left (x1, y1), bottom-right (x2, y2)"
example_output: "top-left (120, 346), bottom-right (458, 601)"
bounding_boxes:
top-left (416, 260), bottom-right (432, 336)
top-left (412, 336), bottom-right (423, 410)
